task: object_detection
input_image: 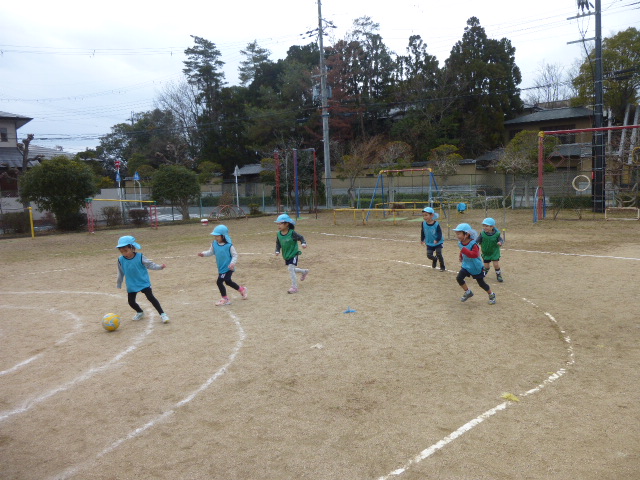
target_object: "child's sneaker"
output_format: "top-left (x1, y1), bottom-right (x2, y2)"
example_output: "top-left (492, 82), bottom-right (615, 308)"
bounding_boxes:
top-left (215, 297), bottom-right (231, 306)
top-left (461, 290), bottom-right (474, 302)
top-left (161, 313), bottom-right (170, 323)
top-left (431, 260), bottom-right (437, 269)
top-left (239, 286), bottom-right (248, 299)
top-left (496, 273), bottom-right (504, 282)
top-left (288, 287), bottom-right (298, 294)
top-left (440, 267), bottom-right (446, 272)
top-left (133, 312), bottom-right (145, 321)
top-left (488, 292), bottom-right (497, 305)
top-left (300, 270), bottom-right (309, 281)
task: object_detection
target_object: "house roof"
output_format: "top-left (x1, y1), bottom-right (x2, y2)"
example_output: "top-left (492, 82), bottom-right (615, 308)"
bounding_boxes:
top-left (0, 148), bottom-right (41, 169)
top-left (504, 107), bottom-right (593, 126)
top-left (0, 145), bottom-right (72, 169)
top-left (551, 143), bottom-right (592, 158)
top-left (237, 164), bottom-right (265, 176)
top-left (0, 111), bottom-right (33, 129)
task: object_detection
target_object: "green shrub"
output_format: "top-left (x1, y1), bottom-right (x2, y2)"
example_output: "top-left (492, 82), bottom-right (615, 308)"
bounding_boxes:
top-left (128, 208), bottom-right (149, 226)
top-left (102, 206), bottom-right (123, 226)
top-left (201, 195), bottom-right (220, 207)
top-left (1, 211), bottom-right (30, 234)
top-left (56, 212), bottom-right (87, 231)
top-left (248, 203), bottom-right (261, 215)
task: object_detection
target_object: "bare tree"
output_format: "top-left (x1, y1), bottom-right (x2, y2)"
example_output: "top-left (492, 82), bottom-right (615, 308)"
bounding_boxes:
top-left (524, 62), bottom-right (573, 106)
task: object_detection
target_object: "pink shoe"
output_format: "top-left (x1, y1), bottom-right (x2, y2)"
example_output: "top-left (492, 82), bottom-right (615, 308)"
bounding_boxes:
top-left (215, 297), bottom-right (231, 306)
top-left (239, 286), bottom-right (248, 299)
top-left (300, 270), bottom-right (309, 281)
top-left (287, 287), bottom-right (298, 294)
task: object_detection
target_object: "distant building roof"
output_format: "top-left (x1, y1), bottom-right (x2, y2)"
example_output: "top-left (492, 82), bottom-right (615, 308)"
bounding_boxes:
top-left (28, 145), bottom-right (73, 160)
top-left (0, 148), bottom-right (44, 169)
top-left (0, 144), bottom-right (72, 169)
top-left (237, 164), bottom-right (265, 176)
top-left (475, 148), bottom-right (504, 164)
top-left (504, 107), bottom-right (593, 125)
top-left (551, 143), bottom-right (591, 158)
top-left (0, 111), bottom-right (33, 129)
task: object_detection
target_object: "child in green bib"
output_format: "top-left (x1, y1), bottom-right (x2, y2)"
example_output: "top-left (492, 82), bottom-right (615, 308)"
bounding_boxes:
top-left (274, 214), bottom-right (309, 294)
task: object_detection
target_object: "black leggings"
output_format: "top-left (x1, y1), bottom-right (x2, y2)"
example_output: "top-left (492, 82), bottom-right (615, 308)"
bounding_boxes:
top-left (128, 287), bottom-right (164, 314)
top-left (427, 245), bottom-right (445, 269)
top-left (456, 268), bottom-right (491, 292)
top-left (217, 271), bottom-right (240, 297)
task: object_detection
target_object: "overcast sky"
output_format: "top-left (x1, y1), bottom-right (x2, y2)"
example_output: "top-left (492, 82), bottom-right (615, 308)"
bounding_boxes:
top-left (1, 0), bottom-right (637, 153)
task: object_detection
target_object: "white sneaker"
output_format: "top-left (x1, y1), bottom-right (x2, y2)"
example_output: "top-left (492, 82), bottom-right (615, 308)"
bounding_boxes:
top-left (133, 312), bottom-right (145, 321)
top-left (160, 313), bottom-right (170, 323)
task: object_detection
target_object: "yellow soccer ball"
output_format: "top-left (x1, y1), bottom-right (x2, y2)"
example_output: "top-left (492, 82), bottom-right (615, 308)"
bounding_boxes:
top-left (102, 313), bottom-right (120, 332)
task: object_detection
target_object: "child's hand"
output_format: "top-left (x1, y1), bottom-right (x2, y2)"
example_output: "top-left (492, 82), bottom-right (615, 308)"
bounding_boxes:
top-left (459, 254), bottom-right (463, 262)
top-left (228, 263), bottom-right (235, 271)
top-left (421, 241), bottom-right (425, 246)
top-left (498, 242), bottom-right (503, 246)
top-left (161, 264), bottom-right (167, 269)
top-left (302, 244), bottom-right (307, 249)
top-left (198, 252), bottom-right (204, 257)
top-left (275, 252), bottom-right (280, 256)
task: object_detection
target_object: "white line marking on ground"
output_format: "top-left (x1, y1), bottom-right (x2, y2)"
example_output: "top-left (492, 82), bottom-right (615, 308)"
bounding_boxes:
top-left (0, 305), bottom-right (83, 375)
top-left (506, 248), bottom-right (640, 261)
top-left (52, 309), bottom-right (246, 480)
top-left (0, 291), bottom-right (154, 423)
top-left (314, 231), bottom-right (574, 479)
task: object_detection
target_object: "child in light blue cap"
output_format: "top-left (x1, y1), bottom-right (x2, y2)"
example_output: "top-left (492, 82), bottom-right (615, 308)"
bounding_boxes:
top-left (420, 207), bottom-right (446, 271)
top-left (116, 235), bottom-right (170, 323)
top-left (274, 214), bottom-right (309, 294)
top-left (198, 224), bottom-right (247, 305)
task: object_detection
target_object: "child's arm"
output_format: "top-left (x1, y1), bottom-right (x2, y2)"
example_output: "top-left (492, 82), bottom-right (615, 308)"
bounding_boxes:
top-left (141, 254), bottom-right (166, 270)
top-left (198, 244), bottom-right (214, 257)
top-left (228, 245), bottom-right (239, 270)
top-left (116, 260), bottom-right (124, 289)
top-left (420, 224), bottom-right (425, 244)
top-left (461, 243), bottom-right (481, 258)
top-left (275, 237), bottom-right (281, 255)
top-left (293, 231), bottom-right (307, 248)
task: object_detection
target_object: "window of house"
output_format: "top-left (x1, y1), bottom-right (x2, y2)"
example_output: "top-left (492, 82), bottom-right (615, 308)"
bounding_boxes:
top-left (544, 124), bottom-right (576, 144)
top-left (0, 128), bottom-right (7, 142)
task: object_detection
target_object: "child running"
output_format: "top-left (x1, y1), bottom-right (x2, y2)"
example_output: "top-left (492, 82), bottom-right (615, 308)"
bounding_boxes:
top-left (477, 217), bottom-right (504, 282)
top-left (116, 235), bottom-right (170, 323)
top-left (274, 214), bottom-right (309, 294)
top-left (198, 224), bottom-right (247, 306)
top-left (452, 223), bottom-right (496, 305)
top-left (420, 206), bottom-right (446, 271)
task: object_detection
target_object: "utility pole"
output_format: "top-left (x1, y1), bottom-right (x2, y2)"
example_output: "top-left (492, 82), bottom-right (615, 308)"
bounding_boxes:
top-left (592, 0), bottom-right (605, 213)
top-left (317, 0), bottom-right (332, 209)
top-left (571, 0), bottom-right (605, 212)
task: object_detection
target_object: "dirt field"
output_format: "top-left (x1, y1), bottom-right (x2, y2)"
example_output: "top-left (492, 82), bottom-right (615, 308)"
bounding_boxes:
top-left (1, 210), bottom-right (638, 480)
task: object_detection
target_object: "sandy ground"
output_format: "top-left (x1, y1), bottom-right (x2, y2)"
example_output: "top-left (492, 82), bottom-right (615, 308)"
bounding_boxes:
top-left (0, 209), bottom-right (638, 480)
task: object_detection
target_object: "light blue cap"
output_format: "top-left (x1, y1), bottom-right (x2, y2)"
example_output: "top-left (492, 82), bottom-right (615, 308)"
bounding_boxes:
top-left (275, 214), bottom-right (296, 225)
top-left (116, 235), bottom-right (141, 250)
top-left (452, 223), bottom-right (472, 233)
top-left (211, 224), bottom-right (232, 244)
top-left (482, 217), bottom-right (496, 226)
top-left (457, 202), bottom-right (467, 212)
top-left (422, 207), bottom-right (435, 214)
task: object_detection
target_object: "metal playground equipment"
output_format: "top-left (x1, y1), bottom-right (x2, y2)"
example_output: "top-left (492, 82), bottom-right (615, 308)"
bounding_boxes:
top-left (85, 198), bottom-right (159, 233)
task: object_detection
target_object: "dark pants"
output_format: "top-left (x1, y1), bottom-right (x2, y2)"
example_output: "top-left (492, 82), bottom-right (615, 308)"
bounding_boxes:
top-left (456, 268), bottom-right (491, 292)
top-left (427, 245), bottom-right (445, 269)
top-left (128, 287), bottom-right (164, 314)
top-left (217, 271), bottom-right (240, 297)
